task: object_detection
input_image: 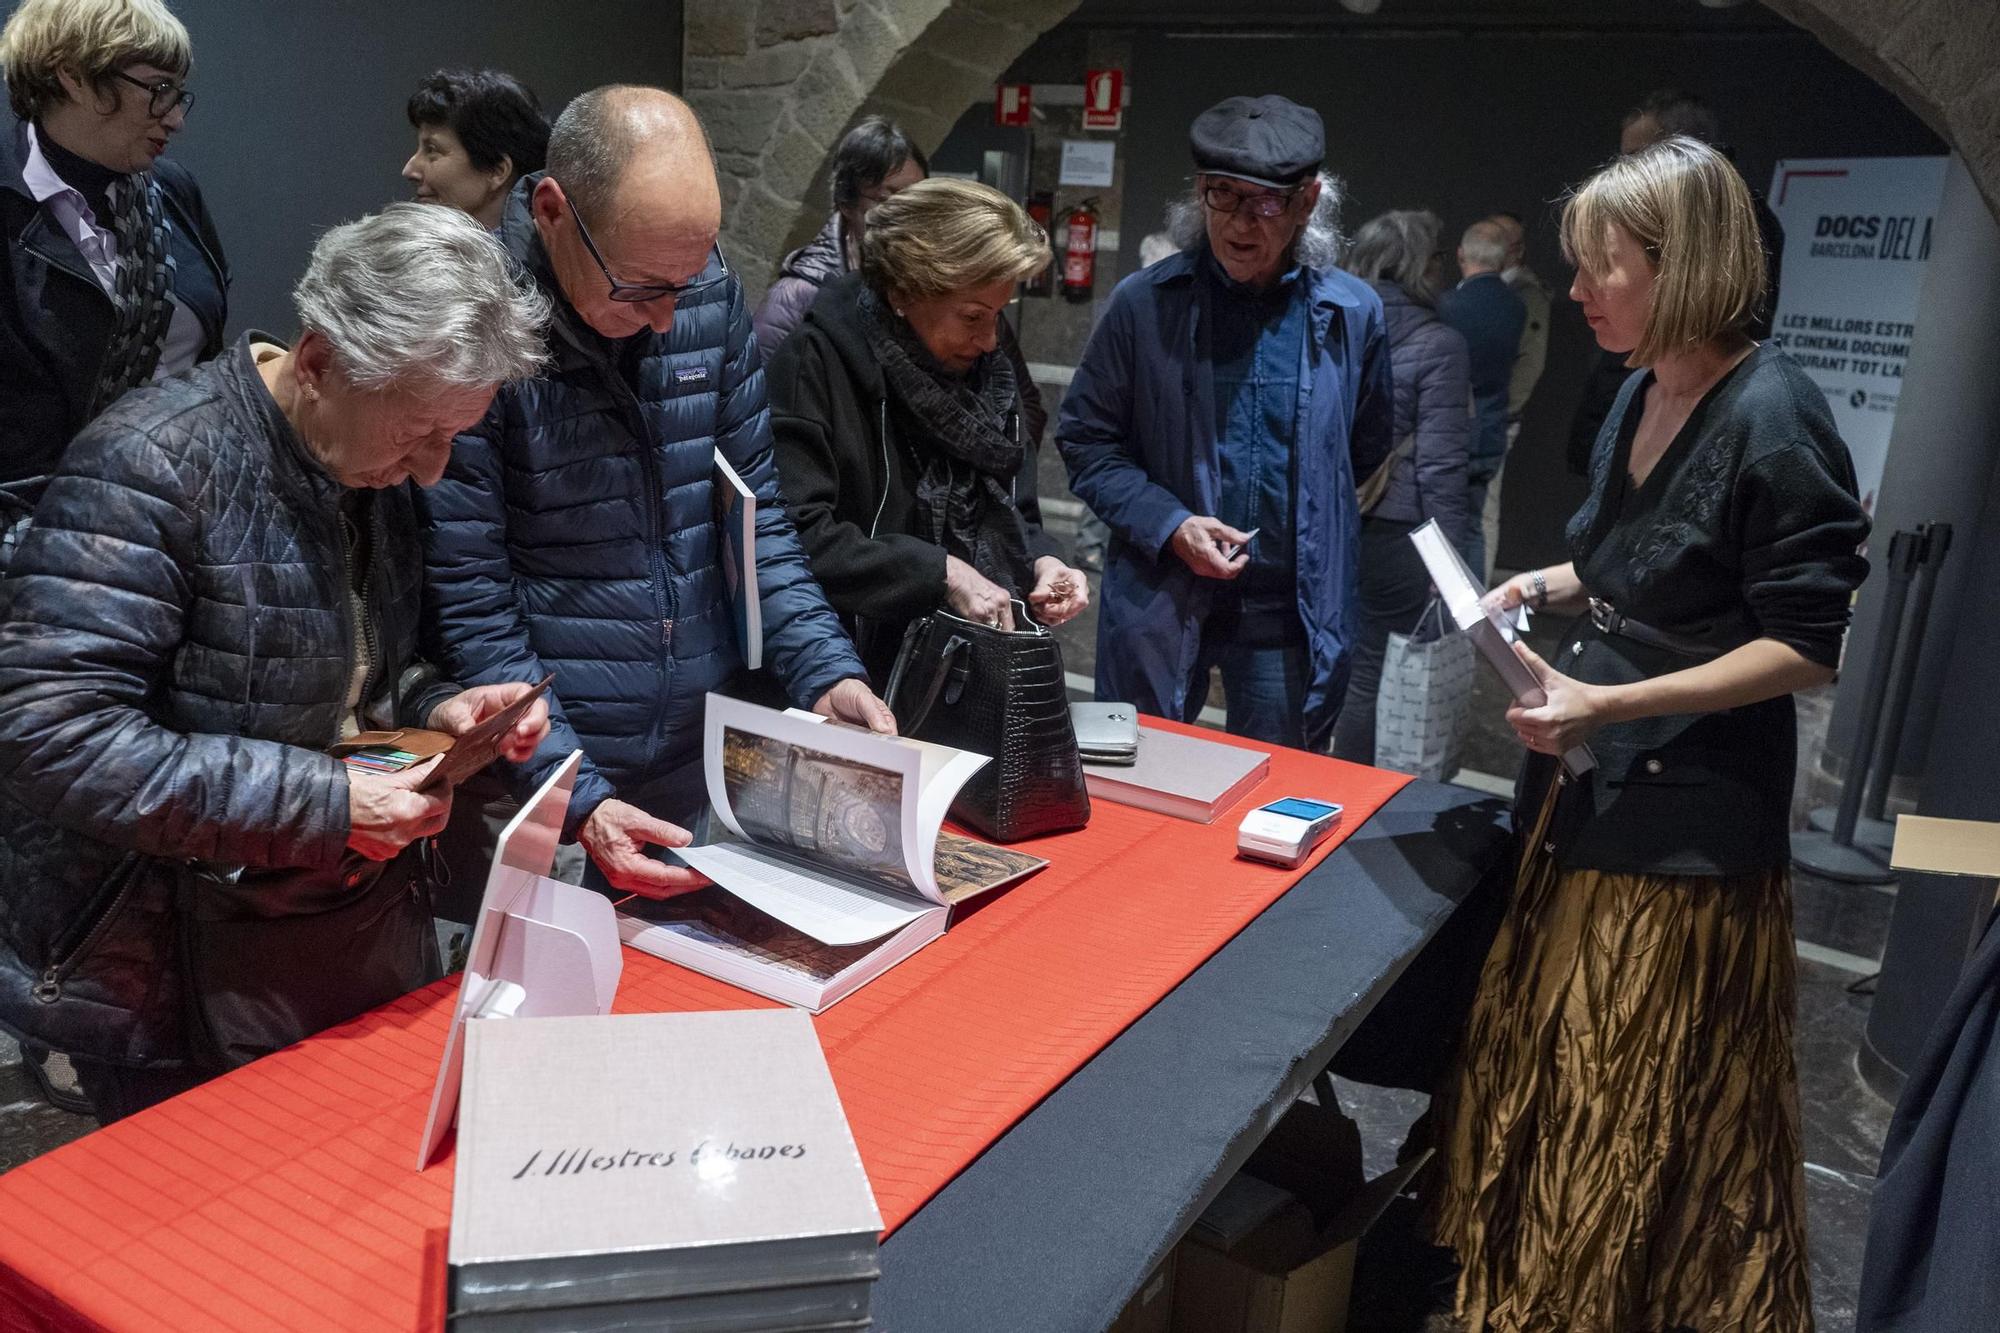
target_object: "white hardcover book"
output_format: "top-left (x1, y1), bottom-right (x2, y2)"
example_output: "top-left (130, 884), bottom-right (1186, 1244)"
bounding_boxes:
top-left (1080, 726), bottom-right (1271, 823)
top-left (449, 1010), bottom-right (882, 1316)
top-left (713, 449), bottom-right (761, 671)
top-left (1407, 519), bottom-right (1596, 777)
top-left (619, 696), bottom-right (1047, 1010)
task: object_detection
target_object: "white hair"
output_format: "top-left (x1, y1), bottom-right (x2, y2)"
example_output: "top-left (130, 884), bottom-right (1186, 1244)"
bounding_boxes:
top-left (292, 203), bottom-right (550, 392)
top-left (1166, 171), bottom-right (1347, 270)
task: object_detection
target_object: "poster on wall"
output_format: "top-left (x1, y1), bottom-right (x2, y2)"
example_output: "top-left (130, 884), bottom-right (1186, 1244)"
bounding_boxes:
top-left (1766, 156), bottom-right (1949, 513)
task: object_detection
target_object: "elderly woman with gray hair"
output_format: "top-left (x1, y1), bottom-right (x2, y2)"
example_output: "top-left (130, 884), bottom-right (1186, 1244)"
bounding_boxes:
top-left (0, 202), bottom-right (552, 1122)
top-left (1330, 208), bottom-right (1474, 765)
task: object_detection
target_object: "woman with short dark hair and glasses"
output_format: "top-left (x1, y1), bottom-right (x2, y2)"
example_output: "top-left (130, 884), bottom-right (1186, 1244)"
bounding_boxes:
top-left (752, 114), bottom-right (928, 359)
top-left (0, 0), bottom-right (227, 533)
top-left (402, 67), bottom-right (549, 230)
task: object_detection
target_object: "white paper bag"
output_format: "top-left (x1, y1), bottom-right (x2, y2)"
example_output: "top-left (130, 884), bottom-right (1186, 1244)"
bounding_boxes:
top-left (1374, 599), bottom-right (1474, 781)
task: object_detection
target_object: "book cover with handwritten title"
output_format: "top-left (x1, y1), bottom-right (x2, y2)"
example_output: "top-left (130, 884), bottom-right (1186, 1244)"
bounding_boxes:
top-left (449, 1010), bottom-right (882, 1320)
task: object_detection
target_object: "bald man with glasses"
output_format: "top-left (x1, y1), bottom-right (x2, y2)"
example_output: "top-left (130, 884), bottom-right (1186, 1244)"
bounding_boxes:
top-left (1057, 94), bottom-right (1391, 752)
top-left (419, 86), bottom-right (891, 901)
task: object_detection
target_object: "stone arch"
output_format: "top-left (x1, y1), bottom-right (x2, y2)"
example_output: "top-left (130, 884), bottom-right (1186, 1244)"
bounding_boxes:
top-left (685, 0), bottom-right (1082, 306)
top-left (687, 0), bottom-right (2000, 306)
top-left (1762, 0), bottom-right (2000, 220)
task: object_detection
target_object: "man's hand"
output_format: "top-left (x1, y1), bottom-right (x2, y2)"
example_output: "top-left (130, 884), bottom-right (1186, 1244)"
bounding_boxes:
top-left (814, 678), bottom-right (898, 734)
top-left (1171, 515), bottom-right (1251, 580)
top-left (1027, 556), bottom-right (1090, 626)
top-left (347, 756), bottom-right (452, 861)
top-left (943, 553), bottom-right (1015, 629)
top-left (426, 682), bottom-right (551, 763)
top-left (579, 798), bottom-right (707, 898)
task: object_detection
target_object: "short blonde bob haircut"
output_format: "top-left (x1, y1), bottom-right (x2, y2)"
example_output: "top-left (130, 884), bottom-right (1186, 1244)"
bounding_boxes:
top-left (1560, 135), bottom-right (1766, 366)
top-left (861, 178), bottom-right (1049, 301)
top-left (0, 0), bottom-right (191, 123)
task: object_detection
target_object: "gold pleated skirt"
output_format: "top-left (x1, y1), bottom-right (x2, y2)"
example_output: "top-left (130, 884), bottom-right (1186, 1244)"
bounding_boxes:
top-left (1426, 785), bottom-right (1816, 1333)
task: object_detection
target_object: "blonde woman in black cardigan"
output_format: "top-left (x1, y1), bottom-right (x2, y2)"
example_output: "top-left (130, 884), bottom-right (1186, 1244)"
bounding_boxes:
top-left (1427, 137), bottom-right (1869, 1332)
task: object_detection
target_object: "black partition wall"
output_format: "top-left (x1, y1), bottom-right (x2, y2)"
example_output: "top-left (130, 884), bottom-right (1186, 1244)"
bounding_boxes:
top-left (146, 0), bottom-right (684, 334)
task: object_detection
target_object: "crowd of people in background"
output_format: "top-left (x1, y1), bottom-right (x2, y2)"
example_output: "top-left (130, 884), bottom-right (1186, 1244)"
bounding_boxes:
top-left (0, 1), bottom-right (1886, 1330)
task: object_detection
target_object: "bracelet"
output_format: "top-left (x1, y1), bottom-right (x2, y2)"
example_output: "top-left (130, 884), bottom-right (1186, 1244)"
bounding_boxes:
top-left (1528, 569), bottom-right (1549, 611)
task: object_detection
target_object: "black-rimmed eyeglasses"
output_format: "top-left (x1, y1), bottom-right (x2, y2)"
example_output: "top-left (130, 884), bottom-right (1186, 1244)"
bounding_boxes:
top-left (565, 195), bottom-right (729, 304)
top-left (113, 70), bottom-right (194, 120)
top-left (1199, 182), bottom-right (1303, 220)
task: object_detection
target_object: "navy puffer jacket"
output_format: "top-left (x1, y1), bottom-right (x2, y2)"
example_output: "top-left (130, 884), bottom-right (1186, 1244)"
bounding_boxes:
top-left (0, 337), bottom-right (453, 1064)
top-left (420, 178), bottom-right (865, 834)
top-left (1366, 279), bottom-right (1474, 546)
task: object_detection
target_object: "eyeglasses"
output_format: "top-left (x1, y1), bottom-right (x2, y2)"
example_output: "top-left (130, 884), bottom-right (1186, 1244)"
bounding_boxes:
top-left (1199, 182), bottom-right (1303, 220)
top-left (565, 194), bottom-right (729, 304)
top-left (112, 69), bottom-right (194, 120)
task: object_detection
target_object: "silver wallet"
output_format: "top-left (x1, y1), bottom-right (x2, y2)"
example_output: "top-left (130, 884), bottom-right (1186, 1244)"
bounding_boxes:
top-left (1070, 702), bottom-right (1140, 764)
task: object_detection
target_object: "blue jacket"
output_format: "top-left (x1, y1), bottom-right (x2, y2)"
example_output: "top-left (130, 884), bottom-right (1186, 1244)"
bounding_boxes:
top-left (419, 179), bottom-right (865, 835)
top-left (1056, 248), bottom-right (1393, 748)
top-left (1436, 271), bottom-right (1525, 475)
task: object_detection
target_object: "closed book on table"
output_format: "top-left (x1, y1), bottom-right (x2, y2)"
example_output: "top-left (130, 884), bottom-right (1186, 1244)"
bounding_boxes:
top-left (1081, 725), bottom-right (1271, 824)
top-left (449, 1010), bottom-right (882, 1320)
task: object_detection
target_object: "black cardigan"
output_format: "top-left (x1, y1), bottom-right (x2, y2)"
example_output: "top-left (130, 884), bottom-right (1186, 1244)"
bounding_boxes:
top-left (765, 272), bottom-right (1062, 684)
top-left (1519, 343), bottom-right (1870, 876)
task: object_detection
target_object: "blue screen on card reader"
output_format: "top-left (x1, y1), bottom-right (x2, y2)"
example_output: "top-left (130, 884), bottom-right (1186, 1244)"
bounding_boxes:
top-left (1262, 798), bottom-right (1339, 821)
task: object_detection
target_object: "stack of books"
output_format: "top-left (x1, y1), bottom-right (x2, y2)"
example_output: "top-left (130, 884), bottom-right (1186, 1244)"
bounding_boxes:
top-left (448, 1009), bottom-right (883, 1331)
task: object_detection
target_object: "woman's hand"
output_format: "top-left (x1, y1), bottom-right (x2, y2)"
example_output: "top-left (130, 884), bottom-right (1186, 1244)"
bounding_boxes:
top-left (944, 554), bottom-right (1016, 629)
top-left (347, 757), bottom-right (452, 861)
top-left (1506, 642), bottom-right (1612, 755)
top-left (427, 682), bottom-right (551, 763)
top-left (1027, 556), bottom-right (1090, 626)
top-left (1483, 571), bottom-right (1536, 617)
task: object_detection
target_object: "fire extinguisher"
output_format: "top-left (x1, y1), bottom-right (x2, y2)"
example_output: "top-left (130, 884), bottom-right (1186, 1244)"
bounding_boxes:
top-left (1061, 197), bottom-right (1099, 303)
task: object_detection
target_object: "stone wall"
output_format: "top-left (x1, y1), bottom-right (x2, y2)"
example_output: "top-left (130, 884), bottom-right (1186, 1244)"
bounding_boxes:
top-left (684, 0), bottom-right (1082, 306)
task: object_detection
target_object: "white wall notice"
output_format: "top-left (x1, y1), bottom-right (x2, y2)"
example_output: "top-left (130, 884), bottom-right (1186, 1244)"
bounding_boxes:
top-left (1767, 156), bottom-right (1949, 512)
top-left (1058, 139), bottom-right (1116, 188)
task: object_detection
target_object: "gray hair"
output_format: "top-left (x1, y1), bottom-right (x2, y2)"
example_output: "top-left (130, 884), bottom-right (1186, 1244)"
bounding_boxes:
top-left (1166, 171), bottom-right (1347, 270)
top-left (293, 203), bottom-right (550, 392)
top-left (1346, 209), bottom-right (1444, 304)
top-left (1458, 219), bottom-right (1510, 272)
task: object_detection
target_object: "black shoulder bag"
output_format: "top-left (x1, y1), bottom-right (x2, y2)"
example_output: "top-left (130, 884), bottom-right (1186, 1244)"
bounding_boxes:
top-left (884, 602), bottom-right (1091, 842)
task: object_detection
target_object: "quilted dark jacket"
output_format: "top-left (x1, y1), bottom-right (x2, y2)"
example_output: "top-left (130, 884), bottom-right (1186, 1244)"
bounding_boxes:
top-left (751, 211), bottom-right (846, 362)
top-left (0, 336), bottom-right (452, 1065)
top-left (1367, 279), bottom-right (1474, 545)
top-left (419, 177), bottom-right (865, 835)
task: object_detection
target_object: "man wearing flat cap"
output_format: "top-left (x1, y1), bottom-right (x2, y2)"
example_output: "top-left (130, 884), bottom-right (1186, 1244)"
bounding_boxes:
top-left (1057, 94), bottom-right (1391, 750)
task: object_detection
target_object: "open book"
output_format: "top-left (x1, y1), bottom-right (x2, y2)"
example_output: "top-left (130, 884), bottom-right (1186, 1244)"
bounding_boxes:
top-left (713, 449), bottom-right (761, 671)
top-left (1408, 519), bottom-right (1596, 778)
top-left (618, 695), bottom-right (1046, 1011)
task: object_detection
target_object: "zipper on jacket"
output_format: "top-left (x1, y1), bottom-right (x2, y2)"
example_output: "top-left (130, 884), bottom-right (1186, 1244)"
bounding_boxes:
top-left (599, 365), bottom-right (677, 750)
top-left (33, 861), bottom-right (142, 1003)
top-left (339, 502), bottom-right (382, 722)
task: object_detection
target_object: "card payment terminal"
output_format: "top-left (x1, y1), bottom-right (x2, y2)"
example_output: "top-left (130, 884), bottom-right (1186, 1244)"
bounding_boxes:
top-left (1236, 797), bottom-right (1344, 868)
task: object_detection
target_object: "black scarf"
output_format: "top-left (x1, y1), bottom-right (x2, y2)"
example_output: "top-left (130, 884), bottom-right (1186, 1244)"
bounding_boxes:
top-left (858, 286), bottom-right (1033, 597)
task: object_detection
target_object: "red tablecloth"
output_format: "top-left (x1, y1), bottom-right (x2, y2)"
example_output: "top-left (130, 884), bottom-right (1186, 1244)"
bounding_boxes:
top-left (0, 724), bottom-right (1408, 1332)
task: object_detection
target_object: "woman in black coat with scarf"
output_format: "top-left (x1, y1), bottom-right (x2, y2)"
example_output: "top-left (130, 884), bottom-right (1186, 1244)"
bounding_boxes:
top-left (767, 177), bottom-right (1088, 684)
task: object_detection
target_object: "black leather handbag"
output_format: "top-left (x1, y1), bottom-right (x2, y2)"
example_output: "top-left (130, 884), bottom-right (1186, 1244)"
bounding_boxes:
top-left (175, 846), bottom-right (444, 1071)
top-left (884, 602), bottom-right (1091, 842)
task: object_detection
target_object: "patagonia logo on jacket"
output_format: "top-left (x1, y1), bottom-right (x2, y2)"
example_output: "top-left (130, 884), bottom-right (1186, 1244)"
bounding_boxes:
top-left (673, 365), bottom-right (710, 388)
